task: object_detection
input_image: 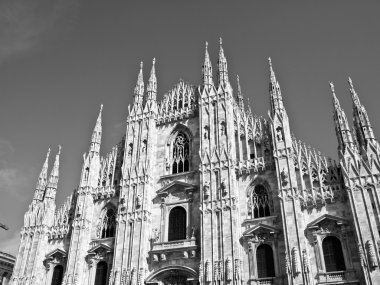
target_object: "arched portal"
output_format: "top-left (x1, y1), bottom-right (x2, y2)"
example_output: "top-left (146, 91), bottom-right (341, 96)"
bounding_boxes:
top-left (168, 207), bottom-right (187, 241)
top-left (94, 261), bottom-right (108, 285)
top-left (51, 265), bottom-right (64, 285)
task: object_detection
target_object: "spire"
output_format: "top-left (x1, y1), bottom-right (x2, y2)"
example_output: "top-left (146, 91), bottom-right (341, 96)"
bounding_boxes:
top-left (236, 75), bottom-right (245, 110)
top-left (330, 81), bottom-right (355, 152)
top-left (268, 58), bottom-right (284, 115)
top-left (348, 77), bottom-right (376, 148)
top-left (45, 146), bottom-right (61, 200)
top-left (202, 41), bottom-right (213, 87)
top-left (90, 105), bottom-right (103, 154)
top-left (217, 37), bottom-right (229, 87)
top-left (33, 148), bottom-right (50, 202)
top-left (134, 61), bottom-right (144, 105)
top-left (147, 58), bottom-right (157, 101)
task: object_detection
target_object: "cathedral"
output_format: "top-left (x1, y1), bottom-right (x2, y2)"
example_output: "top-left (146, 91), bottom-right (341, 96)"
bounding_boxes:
top-left (10, 39), bottom-right (380, 285)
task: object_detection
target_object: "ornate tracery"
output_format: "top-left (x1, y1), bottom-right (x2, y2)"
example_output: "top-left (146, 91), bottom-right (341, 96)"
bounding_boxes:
top-left (171, 132), bottom-right (190, 174)
top-left (100, 208), bottom-right (116, 238)
top-left (248, 184), bottom-right (272, 219)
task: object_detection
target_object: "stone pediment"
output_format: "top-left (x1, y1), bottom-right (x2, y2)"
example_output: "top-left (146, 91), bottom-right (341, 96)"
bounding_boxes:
top-left (156, 181), bottom-right (197, 197)
top-left (87, 243), bottom-right (112, 255)
top-left (45, 248), bottom-right (67, 259)
top-left (242, 223), bottom-right (279, 238)
top-left (307, 214), bottom-right (348, 230)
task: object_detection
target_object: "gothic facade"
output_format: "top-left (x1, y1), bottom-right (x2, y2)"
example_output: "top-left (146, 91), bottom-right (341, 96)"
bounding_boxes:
top-left (10, 40), bottom-right (380, 285)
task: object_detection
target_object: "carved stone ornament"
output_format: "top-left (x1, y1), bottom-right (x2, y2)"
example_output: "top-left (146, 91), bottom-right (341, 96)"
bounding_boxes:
top-left (291, 247), bottom-right (301, 275)
top-left (131, 267), bottom-right (137, 285)
top-left (366, 240), bottom-right (378, 269)
top-left (285, 253), bottom-right (292, 275)
top-left (358, 244), bottom-right (367, 268)
top-left (302, 249), bottom-right (310, 273)
top-left (151, 228), bottom-right (160, 242)
top-left (280, 168), bottom-right (289, 186)
top-left (136, 195), bottom-right (142, 208)
top-left (160, 253), bottom-right (166, 261)
top-left (234, 259), bottom-right (241, 280)
top-left (226, 257), bottom-right (232, 281)
top-left (203, 182), bottom-right (210, 199)
top-left (199, 263), bottom-right (203, 282)
top-left (221, 179), bottom-right (228, 196)
top-left (205, 260), bottom-right (211, 282)
top-left (214, 261), bottom-right (220, 281)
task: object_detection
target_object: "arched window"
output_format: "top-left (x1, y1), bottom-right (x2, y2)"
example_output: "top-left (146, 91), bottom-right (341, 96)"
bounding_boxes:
top-left (322, 236), bottom-right (346, 272)
top-left (256, 244), bottom-right (275, 278)
top-left (172, 132), bottom-right (190, 174)
top-left (94, 261), bottom-right (108, 285)
top-left (249, 185), bottom-right (271, 219)
top-left (168, 207), bottom-right (187, 241)
top-left (101, 209), bottom-right (116, 238)
top-left (51, 265), bottom-right (64, 285)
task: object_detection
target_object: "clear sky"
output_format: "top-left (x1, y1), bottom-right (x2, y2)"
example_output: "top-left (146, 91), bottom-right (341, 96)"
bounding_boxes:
top-left (1, 0), bottom-right (380, 255)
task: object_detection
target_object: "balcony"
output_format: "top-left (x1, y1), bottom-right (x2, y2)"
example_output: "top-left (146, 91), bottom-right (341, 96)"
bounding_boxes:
top-left (149, 238), bottom-right (197, 262)
top-left (317, 270), bottom-right (358, 284)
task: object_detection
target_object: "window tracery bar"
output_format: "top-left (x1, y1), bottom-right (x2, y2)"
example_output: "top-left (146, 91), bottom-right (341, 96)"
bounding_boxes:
top-left (248, 185), bottom-right (272, 219)
top-left (172, 132), bottom-right (190, 174)
top-left (101, 209), bottom-right (116, 238)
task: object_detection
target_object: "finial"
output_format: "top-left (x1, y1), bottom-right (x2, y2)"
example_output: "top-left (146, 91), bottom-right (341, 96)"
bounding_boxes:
top-left (205, 41), bottom-right (208, 49)
top-left (152, 58), bottom-right (156, 66)
top-left (100, 104), bottom-right (103, 113)
top-left (140, 61), bottom-right (143, 70)
top-left (237, 74), bottom-right (240, 84)
top-left (268, 57), bottom-right (272, 67)
top-left (47, 148), bottom-right (51, 158)
top-left (348, 76), bottom-right (353, 88)
top-left (329, 81), bottom-right (335, 93)
top-left (58, 145), bottom-right (61, 155)
top-left (219, 37), bottom-right (223, 46)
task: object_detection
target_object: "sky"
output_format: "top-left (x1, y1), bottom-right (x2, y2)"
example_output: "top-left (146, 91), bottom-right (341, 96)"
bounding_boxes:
top-left (1, 0), bottom-right (380, 255)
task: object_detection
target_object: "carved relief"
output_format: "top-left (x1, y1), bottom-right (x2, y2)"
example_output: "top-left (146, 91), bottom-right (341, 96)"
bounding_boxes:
top-left (221, 179), bottom-right (228, 196)
top-left (199, 263), bottom-right (203, 283)
top-left (136, 195), bottom-right (142, 208)
top-left (302, 249), bottom-right (310, 273)
top-left (234, 259), bottom-right (241, 280)
top-left (203, 182), bottom-right (210, 199)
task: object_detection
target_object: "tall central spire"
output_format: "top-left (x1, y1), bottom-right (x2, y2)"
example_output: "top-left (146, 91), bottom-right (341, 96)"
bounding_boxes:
top-left (330, 81), bottom-right (355, 152)
top-left (268, 58), bottom-right (284, 115)
top-left (202, 42), bottom-right (213, 87)
top-left (217, 38), bottom-right (229, 87)
top-left (90, 104), bottom-right (103, 154)
top-left (348, 77), bottom-right (376, 148)
top-left (147, 58), bottom-right (157, 101)
top-left (33, 148), bottom-right (50, 202)
top-left (134, 61), bottom-right (144, 105)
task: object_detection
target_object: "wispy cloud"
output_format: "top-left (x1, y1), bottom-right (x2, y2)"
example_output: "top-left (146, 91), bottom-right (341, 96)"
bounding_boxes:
top-left (0, 0), bottom-right (81, 63)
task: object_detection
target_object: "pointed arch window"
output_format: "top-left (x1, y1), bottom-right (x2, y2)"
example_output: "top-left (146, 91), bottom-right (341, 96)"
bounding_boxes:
top-left (172, 132), bottom-right (190, 174)
top-left (248, 184), bottom-right (272, 219)
top-left (256, 244), bottom-right (275, 278)
top-left (51, 265), bottom-right (64, 285)
top-left (168, 207), bottom-right (187, 241)
top-left (322, 236), bottom-right (346, 272)
top-left (94, 261), bottom-right (108, 285)
top-left (101, 209), bottom-right (116, 238)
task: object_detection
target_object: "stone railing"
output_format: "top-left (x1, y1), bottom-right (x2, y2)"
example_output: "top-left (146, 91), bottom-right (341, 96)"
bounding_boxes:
top-left (236, 157), bottom-right (274, 175)
top-left (89, 237), bottom-right (115, 249)
top-left (149, 238), bottom-right (197, 263)
top-left (317, 270), bottom-right (357, 283)
top-left (92, 186), bottom-right (116, 201)
top-left (254, 277), bottom-right (274, 285)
